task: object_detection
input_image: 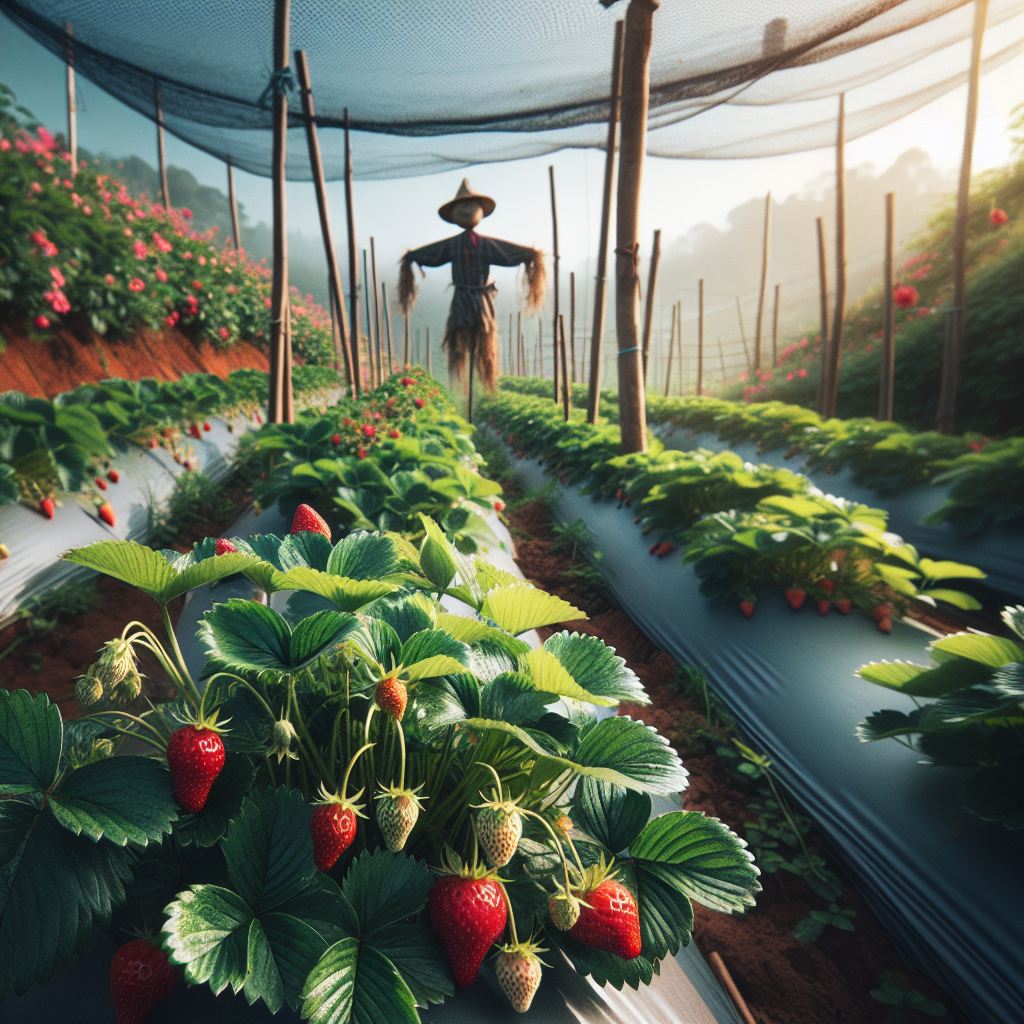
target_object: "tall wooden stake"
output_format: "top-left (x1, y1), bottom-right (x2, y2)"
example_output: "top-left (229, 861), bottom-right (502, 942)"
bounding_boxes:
top-left (295, 50), bottom-right (353, 387)
top-left (64, 23), bottom-right (77, 175)
top-left (587, 20), bottom-right (625, 424)
top-left (936, 0), bottom-right (988, 433)
top-left (824, 93), bottom-right (847, 419)
top-left (404, 313), bottom-right (411, 367)
top-left (381, 282), bottom-right (394, 373)
top-left (753, 191), bottom-right (771, 371)
top-left (676, 299), bottom-right (682, 396)
top-left (615, 0), bottom-right (657, 454)
top-left (664, 303), bottom-right (676, 397)
top-left (878, 192), bottom-right (896, 421)
top-left (508, 313), bottom-right (514, 377)
top-left (771, 283), bottom-right (780, 369)
top-left (538, 317), bottom-right (543, 377)
top-left (640, 229), bottom-right (661, 384)
top-left (343, 110), bottom-right (361, 393)
top-left (227, 161), bottom-right (242, 250)
top-left (362, 249), bottom-right (377, 387)
top-left (268, 0), bottom-right (292, 423)
top-left (559, 315), bottom-right (571, 420)
top-left (549, 165), bottom-right (560, 403)
top-left (815, 216), bottom-right (829, 414)
top-left (735, 296), bottom-right (751, 372)
top-left (717, 337), bottom-right (726, 385)
top-left (155, 84), bottom-right (170, 210)
top-left (517, 312), bottom-right (524, 376)
top-left (370, 237), bottom-right (383, 377)
top-left (697, 278), bottom-right (704, 396)
top-left (569, 272), bottom-right (577, 383)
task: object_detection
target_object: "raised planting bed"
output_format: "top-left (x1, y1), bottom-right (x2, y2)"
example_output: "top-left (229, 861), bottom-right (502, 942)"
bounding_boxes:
top-left (497, 442), bottom-right (1022, 1024)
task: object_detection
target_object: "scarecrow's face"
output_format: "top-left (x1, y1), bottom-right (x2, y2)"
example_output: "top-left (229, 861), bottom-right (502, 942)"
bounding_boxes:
top-left (451, 199), bottom-right (485, 229)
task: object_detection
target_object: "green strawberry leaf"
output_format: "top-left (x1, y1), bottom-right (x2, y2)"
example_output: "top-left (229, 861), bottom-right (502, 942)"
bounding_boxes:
top-left (480, 585), bottom-right (586, 636)
top-left (327, 532), bottom-right (415, 581)
top-left (369, 922), bottom-right (454, 1006)
top-left (573, 777), bottom-right (652, 854)
top-left (545, 926), bottom-right (655, 990)
top-left (275, 567), bottom-right (395, 613)
top-left (0, 689), bottom-right (61, 796)
top-left (280, 531), bottom-right (334, 572)
top-left (173, 753), bottom-right (256, 848)
top-left (543, 631), bottom-right (650, 705)
top-left (248, 912), bottom-right (329, 1012)
top-left (524, 647), bottom-right (617, 706)
top-left (400, 629), bottom-right (469, 671)
top-left (856, 658), bottom-right (994, 697)
top-left (619, 859), bottom-right (695, 962)
top-left (930, 633), bottom-right (1023, 667)
top-left (361, 593), bottom-right (436, 644)
top-left (341, 849), bottom-right (434, 938)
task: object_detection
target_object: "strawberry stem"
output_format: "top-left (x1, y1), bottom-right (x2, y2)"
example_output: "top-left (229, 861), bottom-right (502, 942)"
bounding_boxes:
top-left (340, 742), bottom-right (375, 800)
top-left (481, 762), bottom-right (504, 803)
top-left (498, 880), bottom-right (519, 947)
top-left (160, 605), bottom-right (201, 706)
top-left (396, 718), bottom-right (407, 790)
top-left (520, 808), bottom-right (573, 895)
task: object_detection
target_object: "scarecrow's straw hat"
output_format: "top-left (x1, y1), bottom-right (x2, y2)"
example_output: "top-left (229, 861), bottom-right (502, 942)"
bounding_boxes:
top-left (438, 179), bottom-right (496, 223)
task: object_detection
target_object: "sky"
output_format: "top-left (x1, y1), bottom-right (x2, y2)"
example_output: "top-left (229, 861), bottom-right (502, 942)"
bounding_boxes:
top-left (1, 8), bottom-right (1021, 322)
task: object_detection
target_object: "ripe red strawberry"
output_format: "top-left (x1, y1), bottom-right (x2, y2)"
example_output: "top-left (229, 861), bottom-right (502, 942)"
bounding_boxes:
top-left (570, 878), bottom-right (641, 961)
top-left (871, 603), bottom-right (892, 622)
top-left (291, 502), bottom-right (331, 540)
top-left (203, 421), bottom-right (211, 432)
top-left (189, 423), bottom-right (201, 439)
top-left (615, 489), bottom-right (624, 502)
top-left (375, 676), bottom-right (408, 720)
top-left (494, 499), bottom-right (506, 513)
top-left (108, 469), bottom-right (120, 483)
top-left (110, 938), bottom-right (178, 1024)
top-left (429, 855), bottom-right (508, 988)
top-left (784, 587), bottom-right (806, 610)
top-left (836, 598), bottom-right (853, 615)
top-left (311, 798), bottom-right (361, 871)
top-left (740, 600), bottom-right (755, 618)
top-left (98, 502), bottom-right (116, 528)
top-left (495, 940), bottom-right (546, 1013)
top-left (877, 616), bottom-right (892, 633)
top-left (95, 476), bottom-right (108, 490)
top-left (40, 497), bottom-right (55, 519)
top-left (820, 578), bottom-right (834, 595)
top-left (166, 722), bottom-right (225, 813)
top-left (648, 542), bottom-right (659, 556)
top-left (215, 538), bottom-right (238, 555)
top-left (331, 433), bottom-right (341, 445)
top-left (817, 599), bottom-right (832, 616)
top-left (656, 541), bottom-right (675, 557)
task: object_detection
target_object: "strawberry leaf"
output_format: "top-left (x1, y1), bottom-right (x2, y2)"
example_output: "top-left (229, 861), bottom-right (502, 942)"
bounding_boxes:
top-left (0, 690), bottom-right (61, 796)
top-left (543, 631), bottom-right (650, 706)
top-left (369, 922), bottom-right (454, 1006)
top-left (341, 849), bottom-right (434, 938)
top-left (172, 753), bottom-right (256, 848)
top-left (545, 927), bottom-right (655, 990)
top-left (275, 567), bottom-right (395, 613)
top-left (480, 584), bottom-right (586, 635)
top-left (327, 531), bottom-right (416, 581)
top-left (280, 531), bottom-right (333, 572)
top-left (573, 777), bottom-right (652, 855)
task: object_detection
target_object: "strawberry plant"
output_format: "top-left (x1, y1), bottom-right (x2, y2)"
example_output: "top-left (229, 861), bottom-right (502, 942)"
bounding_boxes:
top-left (0, 511), bottom-right (759, 1019)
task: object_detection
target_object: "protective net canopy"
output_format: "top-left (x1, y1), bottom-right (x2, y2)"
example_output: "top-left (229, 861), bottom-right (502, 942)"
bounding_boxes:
top-left (2, 0), bottom-right (1022, 179)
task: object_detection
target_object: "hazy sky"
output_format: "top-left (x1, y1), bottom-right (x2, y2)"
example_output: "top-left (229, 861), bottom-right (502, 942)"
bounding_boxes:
top-left (2, 9), bottom-right (1021, 303)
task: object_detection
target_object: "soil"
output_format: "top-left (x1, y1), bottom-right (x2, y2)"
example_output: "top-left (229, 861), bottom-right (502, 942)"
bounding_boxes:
top-left (497, 474), bottom-right (963, 1024)
top-left (1, 321), bottom-right (269, 398)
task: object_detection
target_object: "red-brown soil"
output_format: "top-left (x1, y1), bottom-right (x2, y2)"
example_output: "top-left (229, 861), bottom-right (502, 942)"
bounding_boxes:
top-left (1, 322), bottom-right (269, 398)
top-left (502, 483), bottom-right (961, 1024)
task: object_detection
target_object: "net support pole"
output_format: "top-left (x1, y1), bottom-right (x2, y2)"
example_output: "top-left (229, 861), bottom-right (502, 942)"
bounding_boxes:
top-left (227, 161), bottom-right (242, 250)
top-left (268, 0), bottom-right (292, 424)
top-left (753, 191), bottom-right (771, 372)
top-left (936, 0), bottom-right (988, 434)
top-left (664, 302), bottom-right (676, 397)
top-left (640, 229), bottom-right (661, 385)
top-left (155, 84), bottom-right (170, 210)
top-left (676, 299), bottom-right (682, 395)
top-left (587, 20), bottom-right (625, 424)
top-left (362, 249), bottom-right (377, 387)
top-left (343, 110), bottom-right (361, 394)
top-left (517, 312), bottom-right (524, 376)
top-left (879, 191), bottom-right (896, 421)
top-left (559, 315), bottom-right (571, 420)
top-left (615, 0), bottom-right (657, 454)
top-left (717, 337), bottom-right (726, 386)
top-left (824, 93), bottom-right (847, 420)
top-left (697, 278), bottom-right (704, 397)
top-left (64, 23), bottom-right (77, 175)
top-left (549, 165), bottom-right (560, 404)
top-left (370, 237), bottom-right (383, 378)
top-left (815, 216), bottom-right (829, 414)
top-left (735, 296), bottom-right (751, 373)
top-left (381, 281), bottom-right (394, 372)
top-left (771, 283), bottom-right (780, 370)
top-left (569, 272), bottom-right (577, 383)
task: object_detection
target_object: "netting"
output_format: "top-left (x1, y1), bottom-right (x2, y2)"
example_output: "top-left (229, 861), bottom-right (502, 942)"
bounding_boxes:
top-left (1, 0), bottom-right (1022, 179)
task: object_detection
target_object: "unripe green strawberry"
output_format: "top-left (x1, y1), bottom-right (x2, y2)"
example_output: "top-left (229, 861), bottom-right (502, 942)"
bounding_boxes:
top-left (476, 803), bottom-right (523, 868)
top-left (495, 939), bottom-right (547, 1013)
top-left (75, 672), bottom-right (104, 709)
top-left (374, 676), bottom-right (408, 721)
top-left (548, 890), bottom-right (582, 931)
top-left (376, 783), bottom-right (424, 852)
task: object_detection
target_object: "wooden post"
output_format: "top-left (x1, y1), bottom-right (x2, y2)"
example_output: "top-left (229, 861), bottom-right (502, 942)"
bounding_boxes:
top-left (937, 0), bottom-right (988, 433)
top-left (268, 0), bottom-right (292, 424)
top-left (538, 317), bottom-right (543, 377)
top-left (155, 84), bottom-right (170, 210)
top-left (343, 109), bottom-right (361, 393)
top-left (735, 296), bottom-right (752, 372)
top-left (753, 191), bottom-right (771, 372)
top-left (426, 326), bottom-right (432, 376)
top-left (559, 315), bottom-right (571, 420)
top-left (771, 283), bottom-right (780, 369)
top-left (717, 336), bottom-right (726, 385)
top-left (370, 237), bottom-right (383, 377)
top-left (615, 0), bottom-right (657, 454)
top-left (664, 303), bottom-right (676, 397)
top-left (697, 278), bottom-right (704, 397)
top-left (295, 50), bottom-right (353, 388)
top-left (824, 93), bottom-right (847, 419)
top-left (549, 165), bottom-right (560, 404)
top-left (517, 312), bottom-right (524, 376)
top-left (587, 20), bottom-right (625, 424)
top-left (381, 282), bottom-right (394, 374)
top-left (708, 953), bottom-right (757, 1024)
top-left (569, 272), bottom-right (577, 383)
top-left (362, 249), bottom-right (377, 387)
top-left (64, 23), bottom-right (77, 175)
top-left (676, 299), bottom-right (682, 396)
top-left (879, 192), bottom-right (896, 421)
top-left (227, 161), bottom-right (242, 250)
top-left (815, 216), bottom-right (829, 415)
top-left (404, 313), bottom-right (411, 367)
top-left (640, 229), bottom-right (661, 384)
top-left (508, 312), bottom-right (514, 377)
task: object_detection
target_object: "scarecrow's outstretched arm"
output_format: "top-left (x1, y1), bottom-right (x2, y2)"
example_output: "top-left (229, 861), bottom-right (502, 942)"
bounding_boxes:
top-left (485, 237), bottom-right (546, 315)
top-left (398, 237), bottom-right (454, 314)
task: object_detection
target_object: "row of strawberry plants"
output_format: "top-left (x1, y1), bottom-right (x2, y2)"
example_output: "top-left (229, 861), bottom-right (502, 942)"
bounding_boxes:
top-left (0, 401), bottom-right (759, 1020)
top-left (497, 376), bottom-right (1024, 534)
top-left (0, 365), bottom-right (346, 522)
top-left (480, 388), bottom-right (984, 628)
top-left (0, 96), bottom-right (336, 363)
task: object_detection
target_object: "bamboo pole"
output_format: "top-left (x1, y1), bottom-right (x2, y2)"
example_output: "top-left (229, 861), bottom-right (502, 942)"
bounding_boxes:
top-left (615, 0), bottom-right (657, 454)
top-left (708, 953), bottom-right (757, 1024)
top-left (517, 312), bottom-right (524, 376)
top-left (697, 278), bottom-right (704, 396)
top-left (753, 191), bottom-right (771, 371)
top-left (268, 0), bottom-right (292, 423)
top-left (936, 0), bottom-right (988, 433)
top-left (640, 229), bottom-right (661, 384)
top-left (771, 283), bottom-right (780, 369)
top-left (587, 20), bottom-right (625, 424)
top-left (717, 336), bottom-right (726, 385)
top-left (370, 237), bottom-right (383, 377)
top-left (559, 315), bottom-right (571, 420)
top-left (508, 312), bottom-right (514, 377)
top-left (343, 109), bottom-right (361, 393)
top-left (295, 50), bottom-right (353, 387)
top-left (155, 84), bottom-right (170, 210)
top-left (381, 281), bottom-right (394, 374)
top-left (362, 249), bottom-right (377, 387)
top-left (664, 303), bottom-right (676, 397)
top-left (676, 299), bottom-right (682, 396)
top-left (64, 23), bottom-right (77, 175)
top-left (879, 192), bottom-right (896, 421)
top-left (549, 165), bottom-right (560, 403)
top-left (824, 93), bottom-right (847, 419)
top-left (815, 216), bottom-right (829, 414)
top-left (227, 161), bottom-right (242, 250)
top-left (569, 272), bottom-right (577, 383)
top-left (735, 296), bottom-right (751, 372)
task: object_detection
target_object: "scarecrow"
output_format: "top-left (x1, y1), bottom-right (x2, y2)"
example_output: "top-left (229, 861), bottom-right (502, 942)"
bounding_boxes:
top-left (398, 179), bottom-right (545, 395)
